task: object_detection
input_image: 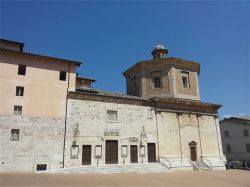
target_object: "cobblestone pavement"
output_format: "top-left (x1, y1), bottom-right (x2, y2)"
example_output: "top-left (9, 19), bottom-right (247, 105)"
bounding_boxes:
top-left (0, 170), bottom-right (249, 187)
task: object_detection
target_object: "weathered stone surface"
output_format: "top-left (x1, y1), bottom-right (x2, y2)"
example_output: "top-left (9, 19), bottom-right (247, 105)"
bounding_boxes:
top-left (0, 116), bottom-right (65, 171)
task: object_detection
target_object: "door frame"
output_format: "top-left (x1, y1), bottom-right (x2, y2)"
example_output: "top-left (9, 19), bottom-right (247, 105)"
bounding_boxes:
top-left (147, 143), bottom-right (156, 163)
top-left (82, 145), bottom-right (92, 165)
top-left (130, 145), bottom-right (138, 163)
top-left (105, 140), bottom-right (118, 164)
top-left (189, 141), bottom-right (197, 161)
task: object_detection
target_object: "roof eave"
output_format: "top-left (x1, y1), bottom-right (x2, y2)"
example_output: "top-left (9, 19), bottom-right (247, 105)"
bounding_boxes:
top-left (0, 48), bottom-right (82, 66)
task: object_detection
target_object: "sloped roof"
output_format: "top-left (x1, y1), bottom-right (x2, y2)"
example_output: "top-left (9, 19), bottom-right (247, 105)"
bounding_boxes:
top-left (123, 57), bottom-right (200, 77)
top-left (220, 117), bottom-right (250, 125)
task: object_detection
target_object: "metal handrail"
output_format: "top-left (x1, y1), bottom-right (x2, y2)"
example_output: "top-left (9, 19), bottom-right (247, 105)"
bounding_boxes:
top-left (202, 157), bottom-right (212, 169)
top-left (160, 156), bottom-right (172, 170)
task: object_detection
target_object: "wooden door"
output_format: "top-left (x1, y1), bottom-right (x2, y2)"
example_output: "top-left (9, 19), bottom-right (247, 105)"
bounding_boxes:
top-left (105, 140), bottom-right (118, 164)
top-left (130, 145), bottom-right (138, 163)
top-left (190, 146), bottom-right (197, 161)
top-left (82, 145), bottom-right (91, 165)
top-left (147, 143), bottom-right (156, 163)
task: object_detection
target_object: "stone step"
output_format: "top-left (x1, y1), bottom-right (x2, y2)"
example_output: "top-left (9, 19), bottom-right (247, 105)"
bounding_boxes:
top-left (43, 163), bottom-right (170, 174)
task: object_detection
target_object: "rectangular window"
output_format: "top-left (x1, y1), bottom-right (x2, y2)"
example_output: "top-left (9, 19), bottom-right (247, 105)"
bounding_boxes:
top-left (224, 130), bottom-right (229, 138)
top-left (18, 64), bottom-right (26, 75)
top-left (130, 77), bottom-right (137, 95)
top-left (11, 129), bottom-right (20, 141)
top-left (246, 144), bottom-right (250, 152)
top-left (59, 71), bottom-right (66, 81)
top-left (226, 144), bottom-right (231, 153)
top-left (16, 86), bottom-right (24, 96)
top-left (133, 82), bottom-right (137, 93)
top-left (153, 77), bottom-right (161, 88)
top-left (14, 105), bottom-right (22, 115)
top-left (243, 129), bottom-right (249, 136)
top-left (107, 110), bottom-right (118, 121)
top-left (36, 164), bottom-right (47, 171)
top-left (181, 71), bottom-right (189, 88)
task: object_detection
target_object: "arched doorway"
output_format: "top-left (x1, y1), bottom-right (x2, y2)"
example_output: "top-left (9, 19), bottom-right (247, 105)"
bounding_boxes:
top-left (189, 141), bottom-right (197, 161)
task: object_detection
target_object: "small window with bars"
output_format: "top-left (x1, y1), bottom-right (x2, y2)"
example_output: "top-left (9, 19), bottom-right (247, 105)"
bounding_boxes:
top-left (11, 129), bottom-right (20, 141)
top-left (153, 77), bottom-right (161, 88)
top-left (16, 86), bottom-right (24, 96)
top-left (14, 105), bottom-right (22, 115)
top-left (36, 164), bottom-right (47, 171)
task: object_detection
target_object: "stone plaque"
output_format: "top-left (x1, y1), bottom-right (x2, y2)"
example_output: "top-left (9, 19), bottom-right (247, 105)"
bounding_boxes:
top-left (70, 145), bottom-right (79, 159)
top-left (95, 145), bottom-right (102, 158)
top-left (121, 145), bottom-right (128, 157)
top-left (104, 130), bottom-right (119, 136)
top-left (129, 137), bottom-right (138, 142)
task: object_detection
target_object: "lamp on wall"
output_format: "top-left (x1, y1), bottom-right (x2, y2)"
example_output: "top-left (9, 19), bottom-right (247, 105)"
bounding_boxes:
top-left (71, 122), bottom-right (80, 159)
top-left (74, 123), bottom-right (80, 137)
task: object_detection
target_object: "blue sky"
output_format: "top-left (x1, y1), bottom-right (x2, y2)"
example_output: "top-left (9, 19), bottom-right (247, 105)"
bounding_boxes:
top-left (1, 1), bottom-right (249, 119)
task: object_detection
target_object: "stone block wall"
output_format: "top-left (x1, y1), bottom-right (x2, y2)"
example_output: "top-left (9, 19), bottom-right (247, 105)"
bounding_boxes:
top-left (141, 64), bottom-right (171, 98)
top-left (0, 115), bottom-right (65, 171)
top-left (157, 112), bottom-right (224, 168)
top-left (64, 99), bottom-right (158, 167)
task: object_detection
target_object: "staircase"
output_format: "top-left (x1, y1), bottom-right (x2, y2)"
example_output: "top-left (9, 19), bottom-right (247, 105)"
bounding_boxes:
top-left (40, 163), bottom-right (170, 174)
top-left (191, 161), bottom-right (212, 171)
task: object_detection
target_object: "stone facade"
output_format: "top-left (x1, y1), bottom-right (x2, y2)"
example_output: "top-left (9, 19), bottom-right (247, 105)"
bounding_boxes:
top-left (0, 39), bottom-right (80, 171)
top-left (123, 58), bottom-right (200, 100)
top-left (61, 91), bottom-right (225, 170)
top-left (0, 116), bottom-right (65, 171)
top-left (0, 40), bottom-right (226, 172)
top-left (64, 99), bottom-right (157, 167)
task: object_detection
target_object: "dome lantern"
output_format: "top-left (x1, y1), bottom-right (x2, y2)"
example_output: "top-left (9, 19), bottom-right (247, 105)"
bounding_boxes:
top-left (151, 42), bottom-right (168, 60)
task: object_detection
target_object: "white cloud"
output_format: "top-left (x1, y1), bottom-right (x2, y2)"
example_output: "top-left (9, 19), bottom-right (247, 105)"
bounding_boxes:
top-left (223, 114), bottom-right (233, 119)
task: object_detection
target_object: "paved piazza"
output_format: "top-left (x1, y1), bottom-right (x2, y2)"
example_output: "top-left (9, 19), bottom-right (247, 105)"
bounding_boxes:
top-left (0, 170), bottom-right (249, 187)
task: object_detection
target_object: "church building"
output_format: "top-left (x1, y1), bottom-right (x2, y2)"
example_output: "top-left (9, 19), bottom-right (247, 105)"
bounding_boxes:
top-left (0, 39), bottom-right (226, 172)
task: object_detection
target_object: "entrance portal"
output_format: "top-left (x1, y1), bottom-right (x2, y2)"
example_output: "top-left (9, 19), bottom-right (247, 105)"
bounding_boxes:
top-left (82, 145), bottom-right (91, 165)
top-left (147, 143), bottom-right (156, 162)
top-left (105, 140), bottom-right (118, 164)
top-left (130, 145), bottom-right (138, 163)
top-left (189, 141), bottom-right (197, 161)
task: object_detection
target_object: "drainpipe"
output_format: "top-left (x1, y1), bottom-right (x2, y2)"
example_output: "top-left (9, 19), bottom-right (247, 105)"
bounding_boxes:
top-left (62, 63), bottom-right (71, 168)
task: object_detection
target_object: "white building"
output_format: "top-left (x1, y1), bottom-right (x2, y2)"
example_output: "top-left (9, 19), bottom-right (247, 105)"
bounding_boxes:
top-left (220, 117), bottom-right (250, 161)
